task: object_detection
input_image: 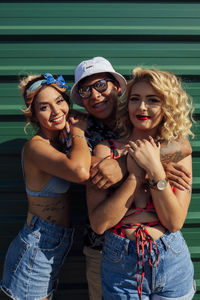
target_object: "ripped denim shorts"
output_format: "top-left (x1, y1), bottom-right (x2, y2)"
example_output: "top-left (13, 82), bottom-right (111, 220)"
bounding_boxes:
top-left (101, 230), bottom-right (195, 300)
top-left (0, 215), bottom-right (74, 300)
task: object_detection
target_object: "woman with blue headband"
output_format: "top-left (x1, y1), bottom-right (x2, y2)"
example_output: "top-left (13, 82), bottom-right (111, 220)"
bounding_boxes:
top-left (0, 73), bottom-right (91, 300)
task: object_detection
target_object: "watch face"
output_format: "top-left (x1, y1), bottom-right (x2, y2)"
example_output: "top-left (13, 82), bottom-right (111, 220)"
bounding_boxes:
top-left (157, 179), bottom-right (167, 190)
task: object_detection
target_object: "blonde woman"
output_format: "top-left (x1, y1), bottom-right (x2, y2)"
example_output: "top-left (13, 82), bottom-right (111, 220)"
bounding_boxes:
top-left (87, 68), bottom-right (195, 300)
top-left (0, 73), bottom-right (91, 300)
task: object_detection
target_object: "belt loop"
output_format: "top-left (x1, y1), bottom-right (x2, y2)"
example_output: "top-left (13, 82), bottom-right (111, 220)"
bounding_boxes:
top-left (123, 237), bottom-right (130, 254)
top-left (160, 235), bottom-right (168, 251)
top-left (27, 212), bottom-right (37, 228)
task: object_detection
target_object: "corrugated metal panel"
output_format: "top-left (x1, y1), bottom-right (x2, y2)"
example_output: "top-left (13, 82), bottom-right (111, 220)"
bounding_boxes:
top-left (0, 1), bottom-right (199, 299)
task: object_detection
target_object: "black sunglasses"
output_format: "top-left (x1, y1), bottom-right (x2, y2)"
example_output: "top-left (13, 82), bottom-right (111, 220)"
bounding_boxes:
top-left (78, 79), bottom-right (114, 99)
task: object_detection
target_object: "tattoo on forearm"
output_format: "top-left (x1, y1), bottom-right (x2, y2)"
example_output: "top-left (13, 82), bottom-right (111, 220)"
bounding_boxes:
top-left (161, 151), bottom-right (184, 163)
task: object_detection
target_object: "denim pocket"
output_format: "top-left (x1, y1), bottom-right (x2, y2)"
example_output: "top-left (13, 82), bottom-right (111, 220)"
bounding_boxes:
top-left (103, 243), bottom-right (124, 264)
top-left (167, 231), bottom-right (186, 254)
top-left (5, 234), bottom-right (29, 273)
top-left (34, 229), bottom-right (74, 274)
top-left (37, 231), bottom-right (64, 252)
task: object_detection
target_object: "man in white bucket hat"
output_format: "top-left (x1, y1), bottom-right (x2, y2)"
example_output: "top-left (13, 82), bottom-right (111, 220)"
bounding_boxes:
top-left (70, 56), bottom-right (127, 107)
top-left (71, 57), bottom-right (128, 190)
top-left (70, 57), bottom-right (192, 300)
top-left (70, 57), bottom-right (128, 300)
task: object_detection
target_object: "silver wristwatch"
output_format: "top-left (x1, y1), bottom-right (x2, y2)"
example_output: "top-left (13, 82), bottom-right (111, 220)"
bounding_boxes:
top-left (148, 178), bottom-right (168, 191)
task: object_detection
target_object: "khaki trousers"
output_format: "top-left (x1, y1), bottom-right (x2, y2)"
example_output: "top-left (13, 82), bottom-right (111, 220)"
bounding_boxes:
top-left (83, 246), bottom-right (102, 300)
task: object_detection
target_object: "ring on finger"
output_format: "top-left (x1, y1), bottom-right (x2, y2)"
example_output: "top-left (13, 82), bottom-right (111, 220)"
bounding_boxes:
top-left (136, 140), bottom-right (142, 146)
top-left (131, 142), bottom-right (137, 150)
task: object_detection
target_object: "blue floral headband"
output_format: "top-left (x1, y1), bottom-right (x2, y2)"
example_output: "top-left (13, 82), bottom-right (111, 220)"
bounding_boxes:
top-left (24, 73), bottom-right (71, 107)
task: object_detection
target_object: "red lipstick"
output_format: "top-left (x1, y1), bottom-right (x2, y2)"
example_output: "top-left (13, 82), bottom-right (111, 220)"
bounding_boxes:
top-left (136, 115), bottom-right (150, 120)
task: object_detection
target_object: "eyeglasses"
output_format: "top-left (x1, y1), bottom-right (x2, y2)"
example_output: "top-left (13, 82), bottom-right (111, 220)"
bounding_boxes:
top-left (78, 79), bottom-right (114, 99)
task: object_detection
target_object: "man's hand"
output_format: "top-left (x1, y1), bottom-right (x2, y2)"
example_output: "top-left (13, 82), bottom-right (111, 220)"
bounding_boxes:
top-left (58, 113), bottom-right (88, 144)
top-left (163, 162), bottom-right (192, 191)
top-left (90, 157), bottom-right (125, 189)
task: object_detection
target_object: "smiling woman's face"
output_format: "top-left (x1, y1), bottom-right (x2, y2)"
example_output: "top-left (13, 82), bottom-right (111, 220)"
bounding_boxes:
top-left (34, 86), bottom-right (69, 138)
top-left (128, 80), bottom-right (163, 137)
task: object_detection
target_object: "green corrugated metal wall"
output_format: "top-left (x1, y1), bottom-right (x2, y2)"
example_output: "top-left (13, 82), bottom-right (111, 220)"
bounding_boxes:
top-left (0, 1), bottom-right (200, 299)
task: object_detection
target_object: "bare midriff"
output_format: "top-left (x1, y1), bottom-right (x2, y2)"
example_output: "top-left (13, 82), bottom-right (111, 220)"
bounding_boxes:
top-left (111, 189), bottom-right (166, 241)
top-left (27, 194), bottom-right (71, 227)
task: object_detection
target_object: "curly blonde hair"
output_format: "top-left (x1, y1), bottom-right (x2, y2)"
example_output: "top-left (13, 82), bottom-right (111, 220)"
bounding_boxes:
top-left (20, 74), bottom-right (70, 133)
top-left (117, 67), bottom-right (194, 142)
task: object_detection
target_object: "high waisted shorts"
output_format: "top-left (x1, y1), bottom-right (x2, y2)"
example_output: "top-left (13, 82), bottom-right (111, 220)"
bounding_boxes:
top-left (101, 230), bottom-right (195, 300)
top-left (0, 215), bottom-right (74, 300)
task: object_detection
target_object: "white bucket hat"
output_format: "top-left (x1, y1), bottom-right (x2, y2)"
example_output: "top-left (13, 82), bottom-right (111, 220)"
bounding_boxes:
top-left (70, 56), bottom-right (127, 107)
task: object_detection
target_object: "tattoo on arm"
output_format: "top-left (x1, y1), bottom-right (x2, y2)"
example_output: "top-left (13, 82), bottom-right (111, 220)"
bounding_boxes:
top-left (160, 151), bottom-right (184, 163)
top-left (160, 138), bottom-right (192, 163)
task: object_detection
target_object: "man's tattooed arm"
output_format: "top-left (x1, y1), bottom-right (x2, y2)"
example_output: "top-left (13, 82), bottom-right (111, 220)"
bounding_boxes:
top-left (160, 138), bottom-right (192, 163)
top-left (160, 139), bottom-right (192, 191)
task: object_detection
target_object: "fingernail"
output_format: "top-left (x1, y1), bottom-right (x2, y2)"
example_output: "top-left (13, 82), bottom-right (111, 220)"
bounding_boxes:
top-left (67, 130), bottom-right (70, 134)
